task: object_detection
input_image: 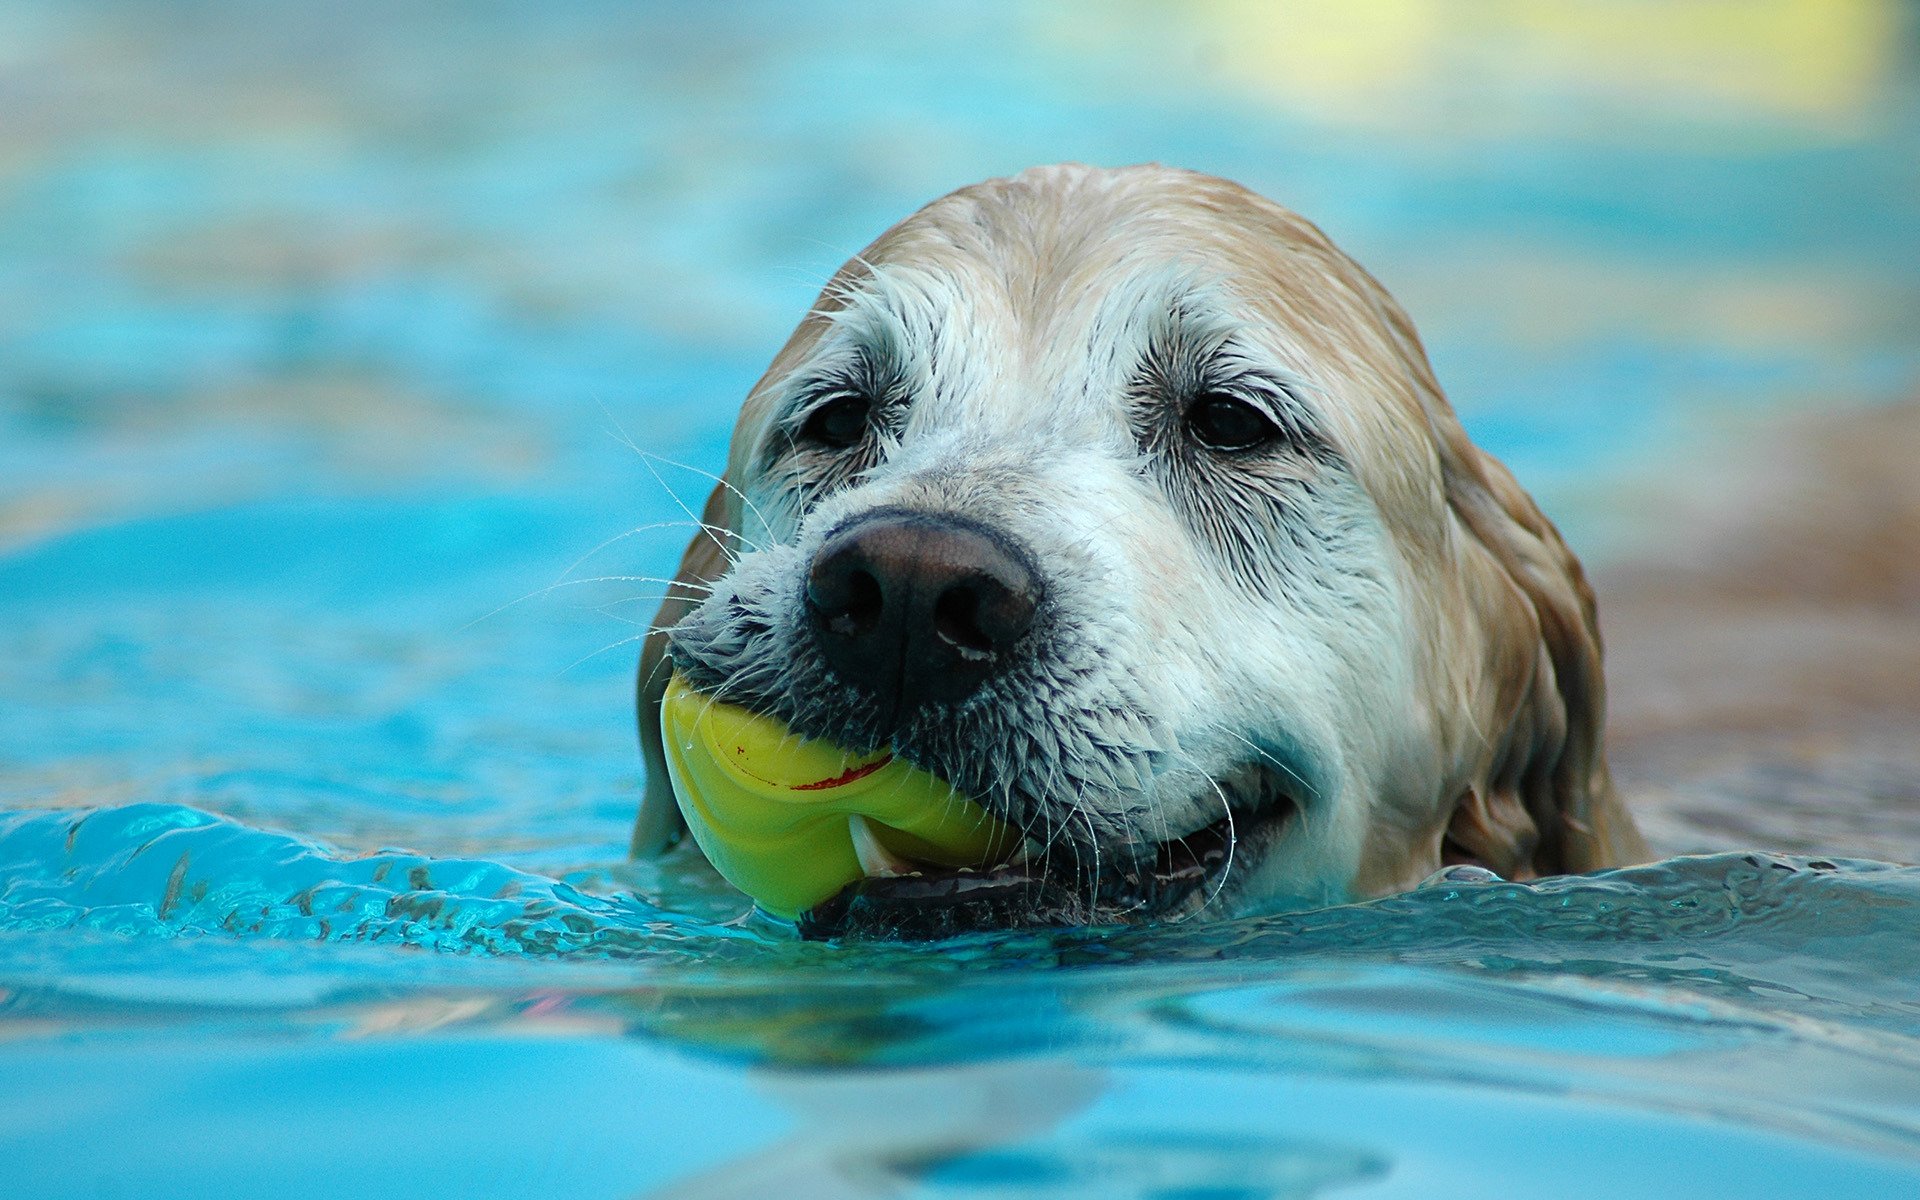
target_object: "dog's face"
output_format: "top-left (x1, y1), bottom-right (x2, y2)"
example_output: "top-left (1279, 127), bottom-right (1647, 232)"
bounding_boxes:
top-left (637, 165), bottom-right (1644, 936)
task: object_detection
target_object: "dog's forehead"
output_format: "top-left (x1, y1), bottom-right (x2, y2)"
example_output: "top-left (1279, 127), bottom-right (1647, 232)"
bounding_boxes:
top-left (847, 171), bottom-right (1328, 365)
top-left (860, 167), bottom-right (1409, 354)
top-left (731, 166), bottom-right (1446, 512)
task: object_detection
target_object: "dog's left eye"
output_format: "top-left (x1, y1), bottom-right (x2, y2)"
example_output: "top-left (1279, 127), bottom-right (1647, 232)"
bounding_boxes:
top-left (1185, 392), bottom-right (1279, 453)
top-left (800, 393), bottom-right (872, 449)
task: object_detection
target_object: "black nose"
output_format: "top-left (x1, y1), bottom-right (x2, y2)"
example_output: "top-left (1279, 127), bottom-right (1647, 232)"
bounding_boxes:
top-left (806, 510), bottom-right (1040, 720)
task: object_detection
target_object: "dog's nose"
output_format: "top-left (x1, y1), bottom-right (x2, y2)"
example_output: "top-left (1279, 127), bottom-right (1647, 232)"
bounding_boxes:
top-left (806, 510), bottom-right (1039, 718)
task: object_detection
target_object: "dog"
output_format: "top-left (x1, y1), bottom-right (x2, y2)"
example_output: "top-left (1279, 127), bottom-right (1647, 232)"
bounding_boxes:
top-left (633, 164), bottom-right (1647, 937)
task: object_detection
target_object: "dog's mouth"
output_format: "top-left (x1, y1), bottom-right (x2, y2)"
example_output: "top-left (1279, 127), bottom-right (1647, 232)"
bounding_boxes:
top-left (795, 763), bottom-right (1299, 941)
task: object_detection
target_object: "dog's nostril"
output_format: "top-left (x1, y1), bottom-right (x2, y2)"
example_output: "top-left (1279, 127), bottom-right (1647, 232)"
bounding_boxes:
top-left (813, 567), bottom-right (883, 638)
top-left (933, 586), bottom-right (993, 660)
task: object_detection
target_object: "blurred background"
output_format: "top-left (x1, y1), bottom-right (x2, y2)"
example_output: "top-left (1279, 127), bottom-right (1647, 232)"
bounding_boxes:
top-left (1, 0), bottom-right (1917, 863)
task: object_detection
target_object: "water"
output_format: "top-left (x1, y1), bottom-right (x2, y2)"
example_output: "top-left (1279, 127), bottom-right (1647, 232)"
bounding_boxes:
top-left (3, 2), bottom-right (1920, 1196)
top-left (6, 805), bottom-right (1920, 1196)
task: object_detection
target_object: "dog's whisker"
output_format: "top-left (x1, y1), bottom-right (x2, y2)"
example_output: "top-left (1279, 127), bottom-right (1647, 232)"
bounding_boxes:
top-left (587, 397), bottom-right (760, 556)
top-left (561, 633), bottom-right (651, 675)
top-left (598, 605), bottom-right (683, 625)
top-left (553, 519), bottom-right (742, 586)
top-left (633, 454), bottom-right (756, 565)
top-left (590, 405), bottom-right (757, 557)
top-left (1078, 805), bottom-right (1106, 923)
top-left (465, 573), bottom-right (716, 632)
top-left (636, 451), bottom-right (778, 551)
top-left (1217, 729), bottom-right (1316, 804)
top-left (1189, 771), bottom-right (1238, 922)
top-left (599, 593), bottom-right (708, 611)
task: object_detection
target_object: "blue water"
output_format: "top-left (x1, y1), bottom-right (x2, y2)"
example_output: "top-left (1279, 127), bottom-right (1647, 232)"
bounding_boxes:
top-left (4, 2), bottom-right (1920, 1196)
top-left (6, 805), bottom-right (1920, 1196)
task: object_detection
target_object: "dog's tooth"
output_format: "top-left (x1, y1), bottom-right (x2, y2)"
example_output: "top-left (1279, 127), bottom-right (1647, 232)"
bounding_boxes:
top-left (848, 814), bottom-right (915, 878)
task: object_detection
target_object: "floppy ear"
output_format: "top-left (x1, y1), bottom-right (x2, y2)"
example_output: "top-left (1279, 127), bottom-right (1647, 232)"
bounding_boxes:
top-left (631, 482), bottom-right (737, 856)
top-left (1439, 442), bottom-right (1649, 878)
top-left (1348, 282), bottom-right (1646, 880)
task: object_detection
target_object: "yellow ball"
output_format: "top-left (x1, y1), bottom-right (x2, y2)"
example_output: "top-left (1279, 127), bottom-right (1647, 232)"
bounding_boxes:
top-left (659, 672), bottom-right (1017, 918)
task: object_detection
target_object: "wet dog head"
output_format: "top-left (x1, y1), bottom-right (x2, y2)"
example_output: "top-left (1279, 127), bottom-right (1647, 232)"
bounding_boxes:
top-left (634, 164), bottom-right (1644, 937)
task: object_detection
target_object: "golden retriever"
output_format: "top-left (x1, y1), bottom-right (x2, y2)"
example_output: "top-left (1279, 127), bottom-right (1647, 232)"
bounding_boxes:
top-left (632, 164), bottom-right (1647, 937)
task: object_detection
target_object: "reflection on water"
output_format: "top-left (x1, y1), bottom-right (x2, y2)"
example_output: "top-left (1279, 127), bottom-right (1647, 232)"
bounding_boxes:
top-left (3, 2), bottom-right (1919, 1197)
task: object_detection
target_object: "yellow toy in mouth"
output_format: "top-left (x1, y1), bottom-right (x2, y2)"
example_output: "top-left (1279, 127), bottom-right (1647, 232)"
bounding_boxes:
top-left (659, 673), bottom-right (1018, 918)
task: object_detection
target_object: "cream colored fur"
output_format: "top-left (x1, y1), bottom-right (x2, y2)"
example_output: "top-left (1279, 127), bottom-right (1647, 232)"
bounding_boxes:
top-left (635, 164), bottom-right (1647, 911)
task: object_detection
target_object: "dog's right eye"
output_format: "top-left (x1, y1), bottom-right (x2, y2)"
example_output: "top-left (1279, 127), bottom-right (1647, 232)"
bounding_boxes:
top-left (1185, 392), bottom-right (1280, 453)
top-left (799, 394), bottom-right (872, 449)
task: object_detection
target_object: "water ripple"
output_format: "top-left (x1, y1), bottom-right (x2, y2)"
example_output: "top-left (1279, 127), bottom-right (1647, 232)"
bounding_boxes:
top-left (7, 803), bottom-right (1919, 1014)
top-left (0, 803), bottom-right (750, 961)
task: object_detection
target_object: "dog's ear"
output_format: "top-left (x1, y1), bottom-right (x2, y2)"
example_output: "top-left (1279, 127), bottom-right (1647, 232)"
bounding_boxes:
top-left (1352, 285), bottom-right (1646, 880)
top-left (631, 482), bottom-right (737, 856)
top-left (1439, 441), bottom-right (1647, 878)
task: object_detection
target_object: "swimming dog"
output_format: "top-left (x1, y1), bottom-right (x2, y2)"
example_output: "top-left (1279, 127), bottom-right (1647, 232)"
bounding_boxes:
top-left (633, 164), bottom-right (1647, 937)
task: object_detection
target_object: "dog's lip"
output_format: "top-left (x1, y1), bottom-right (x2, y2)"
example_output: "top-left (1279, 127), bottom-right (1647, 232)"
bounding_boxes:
top-left (795, 762), bottom-right (1298, 940)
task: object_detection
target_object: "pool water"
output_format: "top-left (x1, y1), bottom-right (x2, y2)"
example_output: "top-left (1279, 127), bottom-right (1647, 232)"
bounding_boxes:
top-left (7, 805), bottom-right (1920, 1197)
top-left (4, 3), bottom-right (1920, 1196)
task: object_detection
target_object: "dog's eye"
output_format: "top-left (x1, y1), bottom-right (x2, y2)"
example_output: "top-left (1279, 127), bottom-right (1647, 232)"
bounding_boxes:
top-left (1185, 392), bottom-right (1279, 453)
top-left (800, 393), bottom-right (872, 449)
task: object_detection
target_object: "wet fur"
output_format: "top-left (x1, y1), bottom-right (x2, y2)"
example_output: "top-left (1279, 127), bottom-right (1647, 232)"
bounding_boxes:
top-left (634, 164), bottom-right (1647, 919)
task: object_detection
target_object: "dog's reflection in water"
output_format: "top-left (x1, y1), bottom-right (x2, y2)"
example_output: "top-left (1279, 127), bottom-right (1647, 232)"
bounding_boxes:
top-left (647, 1061), bottom-right (1384, 1200)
